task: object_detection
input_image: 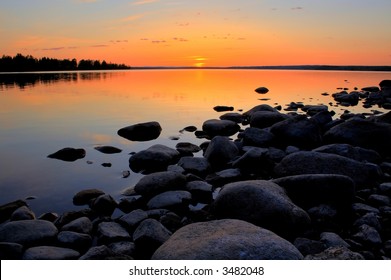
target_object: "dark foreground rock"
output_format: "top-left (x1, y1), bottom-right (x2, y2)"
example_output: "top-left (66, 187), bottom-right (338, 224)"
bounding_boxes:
top-left (47, 147), bottom-right (86, 162)
top-left (152, 219), bottom-right (303, 260)
top-left (117, 121), bottom-right (162, 141)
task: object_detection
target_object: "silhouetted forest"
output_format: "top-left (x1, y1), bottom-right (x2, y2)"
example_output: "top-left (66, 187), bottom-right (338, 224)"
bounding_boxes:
top-left (0, 54), bottom-right (131, 72)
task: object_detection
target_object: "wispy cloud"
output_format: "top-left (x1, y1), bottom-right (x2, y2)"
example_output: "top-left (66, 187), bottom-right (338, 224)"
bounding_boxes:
top-left (291, 7), bottom-right (304, 10)
top-left (121, 14), bottom-right (145, 22)
top-left (131, 0), bottom-right (159, 6)
top-left (91, 44), bottom-right (108, 48)
top-left (41, 47), bottom-right (66, 51)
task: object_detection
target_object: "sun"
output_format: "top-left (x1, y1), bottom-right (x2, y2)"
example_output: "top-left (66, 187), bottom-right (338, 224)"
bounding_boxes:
top-left (193, 56), bottom-right (207, 67)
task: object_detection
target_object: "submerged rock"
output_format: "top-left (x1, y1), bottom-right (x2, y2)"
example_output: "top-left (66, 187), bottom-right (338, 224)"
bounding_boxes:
top-left (47, 147), bottom-right (86, 162)
top-left (94, 146), bottom-right (122, 154)
top-left (118, 121), bottom-right (162, 142)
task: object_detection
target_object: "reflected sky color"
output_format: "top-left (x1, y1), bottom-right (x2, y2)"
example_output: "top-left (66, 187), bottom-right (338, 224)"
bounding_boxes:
top-left (1, 0), bottom-right (390, 66)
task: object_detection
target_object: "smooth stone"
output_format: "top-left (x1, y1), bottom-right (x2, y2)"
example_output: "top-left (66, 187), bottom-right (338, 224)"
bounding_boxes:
top-left (10, 206), bottom-right (36, 221)
top-left (293, 238), bottom-right (325, 256)
top-left (352, 225), bottom-right (382, 248)
top-left (54, 209), bottom-right (94, 228)
top-left (57, 231), bottom-right (92, 252)
top-left (175, 142), bottom-right (201, 154)
top-left (274, 151), bottom-right (381, 189)
top-left (332, 91), bottom-right (359, 105)
top-left (219, 112), bottom-right (244, 123)
top-left (177, 157), bottom-right (211, 178)
top-left (61, 216), bottom-right (93, 234)
top-left (320, 232), bottom-right (350, 248)
top-left (352, 203), bottom-right (380, 215)
top-left (185, 181), bottom-right (213, 204)
top-left (249, 111), bottom-right (287, 129)
top-left (118, 209), bottom-right (149, 230)
top-left (117, 121), bottom-right (162, 142)
top-left (152, 219), bottom-right (303, 260)
top-left (368, 194), bottom-right (391, 207)
top-left (310, 111), bottom-right (333, 127)
top-left (270, 115), bottom-right (322, 149)
top-left (47, 147), bottom-right (86, 162)
top-left (73, 189), bottom-right (105, 206)
top-left (243, 104), bottom-right (277, 118)
top-left (212, 180), bottom-right (310, 236)
top-left (204, 136), bottom-right (239, 170)
top-left (231, 147), bottom-right (275, 177)
top-left (134, 171), bottom-right (187, 197)
top-left (38, 212), bottom-right (59, 222)
top-left (206, 168), bottom-right (243, 187)
top-left (202, 119), bottom-right (240, 137)
top-left (133, 219), bottom-right (172, 259)
top-left (239, 127), bottom-right (275, 147)
top-left (90, 194), bottom-right (117, 217)
top-left (0, 200), bottom-right (27, 223)
top-left (301, 105), bottom-right (329, 116)
top-left (79, 245), bottom-right (113, 260)
top-left (94, 145), bottom-right (122, 154)
top-left (0, 242), bottom-right (23, 259)
top-left (213, 105), bottom-right (234, 112)
top-left (117, 196), bottom-right (146, 214)
top-left (313, 143), bottom-right (381, 163)
top-left (129, 144), bottom-right (180, 173)
top-left (378, 182), bottom-right (391, 196)
top-left (353, 212), bottom-right (382, 232)
top-left (255, 87), bottom-right (269, 94)
top-left (97, 222), bottom-right (131, 244)
top-left (361, 86), bottom-right (380, 92)
top-left (23, 246), bottom-right (80, 260)
top-left (305, 246), bottom-right (364, 260)
top-left (0, 220), bottom-right (58, 247)
top-left (108, 241), bottom-right (135, 258)
top-left (146, 191), bottom-right (192, 211)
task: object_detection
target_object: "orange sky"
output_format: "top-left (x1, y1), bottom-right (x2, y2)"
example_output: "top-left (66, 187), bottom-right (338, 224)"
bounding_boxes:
top-left (1, 0), bottom-right (391, 67)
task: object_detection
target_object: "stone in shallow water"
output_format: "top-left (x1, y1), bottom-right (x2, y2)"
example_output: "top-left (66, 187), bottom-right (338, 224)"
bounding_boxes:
top-left (0, 200), bottom-right (27, 223)
top-left (152, 219), bottom-right (303, 260)
top-left (118, 121), bottom-right (162, 141)
top-left (255, 87), bottom-right (269, 94)
top-left (47, 147), bottom-right (86, 162)
top-left (10, 206), bottom-right (36, 221)
top-left (202, 119), bottom-right (240, 137)
top-left (73, 189), bottom-right (105, 206)
top-left (94, 145), bottom-right (122, 154)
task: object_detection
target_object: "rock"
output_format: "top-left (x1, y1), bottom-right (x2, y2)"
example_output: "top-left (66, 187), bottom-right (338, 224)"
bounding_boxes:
top-left (129, 144), bottom-right (180, 173)
top-left (0, 242), bottom-right (23, 259)
top-left (232, 147), bottom-right (275, 177)
top-left (361, 86), bottom-right (380, 92)
top-left (108, 241), bottom-right (135, 258)
top-left (212, 180), bottom-right (310, 236)
top-left (57, 231), bottom-right (92, 252)
top-left (307, 204), bottom-right (338, 230)
top-left (378, 182), bottom-right (391, 196)
top-left (79, 245), bottom-right (113, 260)
top-left (255, 87), bottom-right (269, 94)
top-left (38, 212), bottom-right (59, 222)
top-left (270, 115), bottom-right (322, 149)
top-left (380, 80), bottom-right (391, 90)
top-left (0, 200), bottom-right (27, 223)
top-left (73, 189), bottom-right (105, 206)
top-left (175, 142), bottom-right (201, 154)
top-left (97, 222), bottom-right (131, 244)
top-left (185, 181), bottom-right (213, 204)
top-left (202, 119), bottom-right (240, 137)
top-left (182, 125), bottom-right (197, 132)
top-left (94, 146), bottom-right (122, 154)
top-left (219, 112), bottom-right (244, 123)
top-left (249, 111), bottom-right (287, 129)
top-left (352, 203), bottom-right (380, 215)
top-left (353, 212), bottom-right (382, 231)
top-left (177, 157), bottom-right (211, 178)
top-left (213, 105), bottom-right (234, 112)
top-left (133, 219), bottom-right (172, 259)
top-left (0, 220), bottom-right (58, 247)
top-left (206, 168), bottom-right (243, 187)
top-left (117, 121), bottom-right (162, 141)
top-left (23, 246), bottom-right (80, 260)
top-left (305, 246), bottom-right (364, 260)
top-left (320, 232), bottom-right (350, 248)
top-left (118, 209), bottom-right (148, 230)
top-left (352, 225), bottom-right (382, 248)
top-left (239, 127), bottom-right (275, 147)
top-left (152, 219), bottom-right (303, 260)
top-left (61, 216), bottom-right (93, 234)
top-left (134, 171), bottom-right (187, 197)
top-left (101, 162), bottom-right (112, 167)
top-left (301, 105), bottom-right (329, 116)
top-left (117, 196), bottom-right (146, 214)
top-left (332, 91), bottom-right (359, 105)
top-left (274, 151), bottom-right (381, 189)
top-left (272, 174), bottom-right (355, 211)
top-left (90, 194), bottom-right (117, 217)
top-left (313, 144), bottom-right (381, 163)
top-left (310, 111), bottom-right (333, 128)
top-left (159, 212), bottom-right (182, 232)
top-left (10, 206), bottom-right (36, 221)
top-left (146, 191), bottom-right (192, 211)
top-left (204, 136), bottom-right (239, 170)
top-left (293, 238), bottom-right (325, 256)
top-left (47, 147), bottom-right (86, 162)
top-left (54, 209), bottom-right (94, 229)
top-left (324, 118), bottom-right (391, 155)
top-left (368, 194), bottom-right (391, 207)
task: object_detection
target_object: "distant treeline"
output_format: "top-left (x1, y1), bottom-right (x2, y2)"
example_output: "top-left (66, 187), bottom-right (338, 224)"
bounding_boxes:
top-left (0, 53), bottom-right (131, 72)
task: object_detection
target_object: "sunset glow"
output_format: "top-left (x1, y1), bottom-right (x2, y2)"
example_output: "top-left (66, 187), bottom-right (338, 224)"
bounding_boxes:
top-left (1, 0), bottom-right (391, 67)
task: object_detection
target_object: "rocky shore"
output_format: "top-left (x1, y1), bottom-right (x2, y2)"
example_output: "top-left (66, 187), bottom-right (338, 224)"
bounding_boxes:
top-left (1, 80), bottom-right (391, 260)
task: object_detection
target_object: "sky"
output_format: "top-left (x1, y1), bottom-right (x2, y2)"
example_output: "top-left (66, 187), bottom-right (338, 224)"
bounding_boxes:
top-left (1, 0), bottom-right (391, 67)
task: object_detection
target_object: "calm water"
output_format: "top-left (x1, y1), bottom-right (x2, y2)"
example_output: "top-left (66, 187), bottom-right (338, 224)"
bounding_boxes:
top-left (1, 69), bottom-right (390, 216)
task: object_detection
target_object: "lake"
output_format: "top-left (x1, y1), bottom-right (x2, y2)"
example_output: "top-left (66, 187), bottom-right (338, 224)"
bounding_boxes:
top-left (1, 69), bottom-right (390, 216)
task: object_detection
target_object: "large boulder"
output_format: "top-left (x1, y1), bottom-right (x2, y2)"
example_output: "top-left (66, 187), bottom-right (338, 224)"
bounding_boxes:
top-left (313, 144), bottom-right (381, 163)
top-left (212, 180), bottom-right (310, 236)
top-left (249, 111), bottom-right (287, 129)
top-left (117, 121), bottom-right (162, 141)
top-left (239, 127), bottom-right (275, 147)
top-left (129, 144), bottom-right (180, 173)
top-left (204, 136), bottom-right (239, 170)
top-left (324, 118), bottom-right (391, 156)
top-left (270, 115), bottom-right (322, 149)
top-left (152, 219), bottom-right (303, 260)
top-left (134, 171), bottom-right (187, 197)
top-left (202, 119), bottom-right (240, 137)
top-left (274, 151), bottom-right (381, 189)
top-left (177, 157), bottom-right (211, 178)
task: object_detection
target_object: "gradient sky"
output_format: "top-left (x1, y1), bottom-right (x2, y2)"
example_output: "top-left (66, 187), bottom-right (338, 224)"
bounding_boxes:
top-left (1, 0), bottom-right (390, 67)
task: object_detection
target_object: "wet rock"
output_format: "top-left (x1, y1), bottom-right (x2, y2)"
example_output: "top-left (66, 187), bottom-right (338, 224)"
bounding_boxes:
top-left (212, 180), bottom-right (310, 236)
top-left (129, 144), bottom-right (180, 173)
top-left (324, 118), bottom-right (391, 155)
top-left (0, 200), bottom-right (28, 223)
top-left (380, 80), bottom-right (391, 90)
top-left (118, 196), bottom-right (146, 214)
top-left (313, 143), bottom-right (381, 163)
top-left (175, 142), bottom-right (201, 154)
top-left (0, 220), bottom-right (58, 247)
top-left (249, 111), bottom-right (287, 129)
top-left (219, 112), bottom-right (244, 123)
top-left (274, 151), bottom-right (381, 189)
top-left (97, 222), bottom-right (131, 244)
top-left (352, 203), bottom-right (380, 215)
top-left (239, 127), bottom-right (275, 147)
top-left (94, 146), bottom-right (122, 154)
top-left (232, 147), bottom-right (275, 177)
top-left (310, 111), bottom-right (333, 128)
top-left (10, 206), bottom-right (36, 221)
top-left (332, 91), bottom-right (359, 105)
top-left (133, 219), bottom-right (172, 259)
top-left (108, 241), bottom-right (135, 258)
top-left (117, 121), bottom-right (162, 141)
top-left (159, 212), bottom-right (182, 233)
top-left (206, 168), bottom-right (243, 187)
top-left (293, 238), bottom-right (325, 256)
top-left (182, 125), bottom-right (197, 132)
top-left (54, 209), bottom-right (94, 229)
top-left (0, 242), bottom-right (23, 259)
top-left (320, 232), bottom-right (350, 248)
top-left (255, 87), bottom-right (269, 94)
top-left (152, 219), bottom-right (303, 260)
top-left (146, 191), bottom-right (192, 211)
top-left (185, 181), bottom-right (213, 204)
top-left (307, 204), bottom-right (338, 230)
top-left (270, 115), bottom-right (322, 149)
top-left (101, 162), bottom-right (112, 167)
top-left (305, 246), bottom-right (364, 260)
top-left (38, 212), bottom-right (59, 222)
top-left (213, 105), bottom-right (234, 112)
top-left (378, 182), bottom-right (391, 196)
top-left (243, 104), bottom-right (277, 118)
top-left (204, 136), bottom-right (239, 170)
top-left (353, 212), bottom-right (382, 231)
top-left (73, 189), bottom-right (105, 206)
top-left (134, 171), bottom-right (187, 197)
top-left (118, 209), bottom-right (148, 231)
top-left (177, 157), bottom-right (211, 178)
top-left (61, 216), bottom-right (93, 235)
top-left (352, 224), bottom-right (382, 248)
top-left (47, 147), bottom-right (86, 162)
top-left (79, 245), bottom-right (113, 260)
top-left (272, 174), bottom-right (355, 211)
top-left (57, 231), bottom-right (92, 252)
top-left (23, 246), bottom-right (80, 260)
top-left (301, 105), bottom-right (329, 116)
top-left (202, 119), bottom-right (240, 137)
top-left (90, 194), bottom-right (117, 217)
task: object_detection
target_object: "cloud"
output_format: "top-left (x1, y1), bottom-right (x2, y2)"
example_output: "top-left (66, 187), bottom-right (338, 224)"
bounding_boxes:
top-left (151, 40), bottom-right (166, 43)
top-left (291, 7), bottom-right (304, 10)
top-left (172, 37), bottom-right (188, 42)
top-left (41, 47), bottom-right (66, 51)
top-left (90, 44), bottom-right (108, 48)
top-left (121, 14), bottom-right (145, 22)
top-left (131, 0), bottom-right (159, 6)
top-left (110, 40), bottom-right (128, 44)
